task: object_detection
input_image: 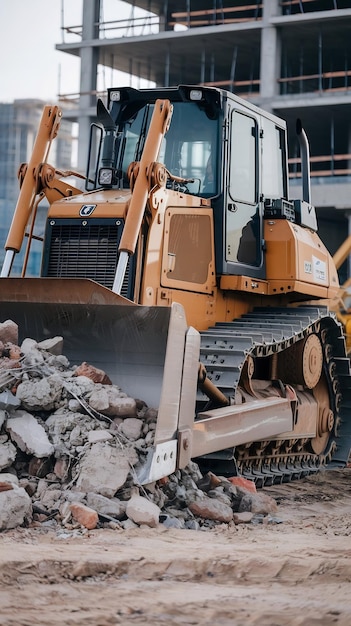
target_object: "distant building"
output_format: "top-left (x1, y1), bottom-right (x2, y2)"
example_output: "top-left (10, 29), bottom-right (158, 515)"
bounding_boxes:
top-left (0, 99), bottom-right (74, 275)
top-left (57, 0), bottom-right (351, 281)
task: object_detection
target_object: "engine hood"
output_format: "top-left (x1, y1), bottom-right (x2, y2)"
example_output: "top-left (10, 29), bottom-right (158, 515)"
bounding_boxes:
top-left (47, 188), bottom-right (132, 219)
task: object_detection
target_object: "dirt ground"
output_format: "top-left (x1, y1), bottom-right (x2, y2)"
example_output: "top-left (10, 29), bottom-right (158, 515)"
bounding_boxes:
top-left (0, 468), bottom-right (350, 626)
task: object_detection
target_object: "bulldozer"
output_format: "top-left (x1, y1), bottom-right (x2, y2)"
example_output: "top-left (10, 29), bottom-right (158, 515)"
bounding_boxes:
top-left (1, 85), bottom-right (350, 486)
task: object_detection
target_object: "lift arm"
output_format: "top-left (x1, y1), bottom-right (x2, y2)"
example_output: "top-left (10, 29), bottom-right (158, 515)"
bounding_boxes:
top-left (112, 99), bottom-right (173, 294)
top-left (1, 105), bottom-right (62, 276)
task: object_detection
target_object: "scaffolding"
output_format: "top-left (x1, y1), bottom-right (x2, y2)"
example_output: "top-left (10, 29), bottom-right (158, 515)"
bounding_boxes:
top-left (58, 0), bottom-right (351, 182)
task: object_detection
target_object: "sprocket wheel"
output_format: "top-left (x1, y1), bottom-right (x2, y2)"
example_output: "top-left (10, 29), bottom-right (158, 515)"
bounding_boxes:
top-left (311, 372), bottom-right (334, 455)
top-left (301, 333), bottom-right (323, 389)
top-left (278, 333), bottom-right (323, 389)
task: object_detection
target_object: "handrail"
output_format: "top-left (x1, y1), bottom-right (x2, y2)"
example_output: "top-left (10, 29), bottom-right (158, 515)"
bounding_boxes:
top-left (289, 153), bottom-right (351, 165)
top-left (61, 15), bottom-right (160, 42)
top-left (290, 169), bottom-right (351, 178)
top-left (61, 4), bottom-right (264, 42)
top-left (279, 70), bottom-right (351, 83)
top-left (172, 5), bottom-right (263, 18)
top-left (288, 152), bottom-right (351, 178)
top-left (281, 0), bottom-right (339, 7)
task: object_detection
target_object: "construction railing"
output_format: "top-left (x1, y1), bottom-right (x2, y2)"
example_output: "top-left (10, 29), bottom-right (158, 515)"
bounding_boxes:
top-left (289, 153), bottom-right (351, 178)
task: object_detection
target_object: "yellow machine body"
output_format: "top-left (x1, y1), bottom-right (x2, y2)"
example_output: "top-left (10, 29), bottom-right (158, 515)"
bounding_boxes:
top-left (1, 87), bottom-right (350, 484)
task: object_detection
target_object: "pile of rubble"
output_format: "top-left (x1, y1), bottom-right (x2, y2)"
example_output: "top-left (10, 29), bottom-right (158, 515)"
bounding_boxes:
top-left (0, 320), bottom-right (278, 532)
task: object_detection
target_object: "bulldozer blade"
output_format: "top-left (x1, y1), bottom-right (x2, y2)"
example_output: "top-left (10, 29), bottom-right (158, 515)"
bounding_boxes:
top-left (0, 278), bottom-right (200, 483)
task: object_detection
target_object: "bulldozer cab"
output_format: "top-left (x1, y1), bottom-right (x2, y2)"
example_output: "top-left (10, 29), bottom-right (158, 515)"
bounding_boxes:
top-left (87, 86), bottom-right (222, 199)
top-left (87, 85), bottom-right (290, 283)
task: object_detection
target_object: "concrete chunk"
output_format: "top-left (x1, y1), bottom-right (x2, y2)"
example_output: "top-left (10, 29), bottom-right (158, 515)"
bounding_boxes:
top-left (37, 336), bottom-right (64, 355)
top-left (89, 387), bottom-right (137, 417)
top-left (0, 484), bottom-right (32, 530)
top-left (0, 390), bottom-right (21, 411)
top-left (118, 418), bottom-right (143, 441)
top-left (126, 494), bottom-right (161, 528)
top-left (0, 409), bottom-right (6, 430)
top-left (0, 473), bottom-right (19, 487)
top-left (6, 410), bottom-right (54, 458)
top-left (86, 492), bottom-right (126, 520)
top-left (88, 429), bottom-right (113, 444)
top-left (239, 493), bottom-right (278, 515)
top-left (189, 496), bottom-right (233, 523)
top-left (0, 441), bottom-right (17, 470)
top-left (76, 442), bottom-right (138, 497)
top-left (16, 374), bottom-right (63, 411)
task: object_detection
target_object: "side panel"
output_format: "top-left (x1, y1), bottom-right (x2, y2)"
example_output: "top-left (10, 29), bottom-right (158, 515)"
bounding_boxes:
top-left (264, 219), bottom-right (339, 296)
top-left (161, 207), bottom-right (216, 294)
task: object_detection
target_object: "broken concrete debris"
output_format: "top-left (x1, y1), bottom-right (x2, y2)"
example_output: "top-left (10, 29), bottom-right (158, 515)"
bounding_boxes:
top-left (0, 319), bottom-right (278, 532)
top-left (6, 410), bottom-right (55, 457)
top-left (0, 473), bottom-right (32, 531)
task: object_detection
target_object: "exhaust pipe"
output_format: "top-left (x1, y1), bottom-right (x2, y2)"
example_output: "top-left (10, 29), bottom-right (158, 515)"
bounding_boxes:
top-left (296, 118), bottom-right (311, 204)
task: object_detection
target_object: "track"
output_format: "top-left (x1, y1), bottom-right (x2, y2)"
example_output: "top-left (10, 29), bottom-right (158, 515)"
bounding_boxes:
top-left (197, 306), bottom-right (351, 486)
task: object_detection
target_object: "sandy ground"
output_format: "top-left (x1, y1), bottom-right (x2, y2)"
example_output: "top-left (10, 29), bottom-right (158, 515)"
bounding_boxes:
top-left (0, 468), bottom-right (350, 626)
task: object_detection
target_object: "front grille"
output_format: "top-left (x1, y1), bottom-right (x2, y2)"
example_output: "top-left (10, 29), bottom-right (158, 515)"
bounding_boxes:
top-left (42, 219), bottom-right (134, 298)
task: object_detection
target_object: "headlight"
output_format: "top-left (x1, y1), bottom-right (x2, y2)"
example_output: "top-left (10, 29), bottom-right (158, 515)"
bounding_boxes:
top-left (190, 89), bottom-right (202, 101)
top-left (109, 90), bottom-right (121, 102)
top-left (98, 167), bottom-right (114, 186)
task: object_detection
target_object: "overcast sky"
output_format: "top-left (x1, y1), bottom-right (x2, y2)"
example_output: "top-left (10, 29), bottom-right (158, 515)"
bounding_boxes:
top-left (0, 1), bottom-right (83, 102)
top-left (0, 0), bottom-right (141, 103)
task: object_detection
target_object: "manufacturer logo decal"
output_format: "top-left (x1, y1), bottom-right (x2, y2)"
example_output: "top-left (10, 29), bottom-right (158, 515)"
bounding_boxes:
top-left (312, 255), bottom-right (327, 283)
top-left (80, 204), bottom-right (96, 217)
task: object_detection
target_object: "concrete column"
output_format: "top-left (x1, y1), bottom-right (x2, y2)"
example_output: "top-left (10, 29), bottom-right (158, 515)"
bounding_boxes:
top-left (159, 0), bottom-right (170, 32)
top-left (77, 0), bottom-right (100, 173)
top-left (164, 49), bottom-right (170, 87)
top-left (200, 48), bottom-right (206, 84)
top-left (259, 0), bottom-right (280, 110)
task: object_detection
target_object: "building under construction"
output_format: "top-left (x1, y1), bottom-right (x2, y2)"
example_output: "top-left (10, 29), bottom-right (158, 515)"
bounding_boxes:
top-left (57, 0), bottom-right (351, 277)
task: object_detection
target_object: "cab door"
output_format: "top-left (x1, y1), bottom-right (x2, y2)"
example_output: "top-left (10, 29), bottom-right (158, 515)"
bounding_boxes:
top-left (225, 108), bottom-right (264, 279)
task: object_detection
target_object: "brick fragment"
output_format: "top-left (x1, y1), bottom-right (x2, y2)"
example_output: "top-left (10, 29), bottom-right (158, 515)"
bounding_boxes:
top-left (75, 362), bottom-right (112, 385)
top-left (70, 502), bottom-right (99, 530)
top-left (228, 475), bottom-right (257, 493)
